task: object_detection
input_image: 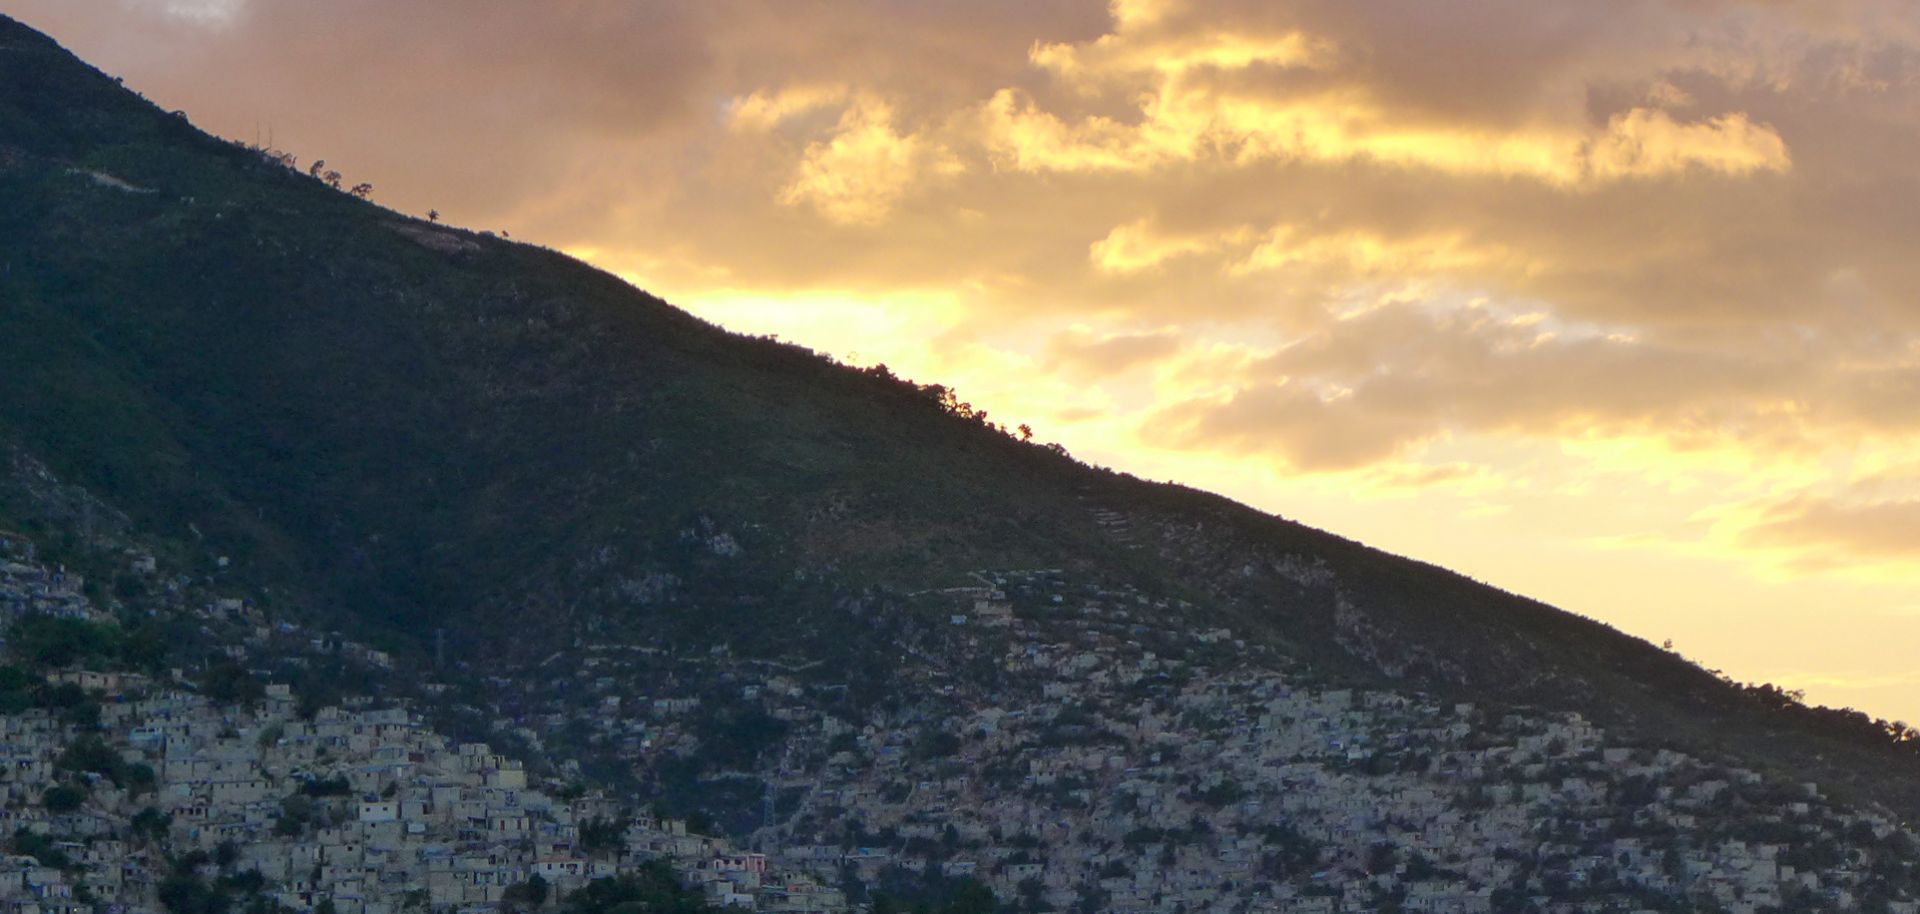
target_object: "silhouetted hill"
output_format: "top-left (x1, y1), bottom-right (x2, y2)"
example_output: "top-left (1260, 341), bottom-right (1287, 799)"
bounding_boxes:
top-left (3, 13), bottom-right (1917, 819)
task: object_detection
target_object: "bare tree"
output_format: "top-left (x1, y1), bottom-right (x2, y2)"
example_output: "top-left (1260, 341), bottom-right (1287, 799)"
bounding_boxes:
top-left (322, 170), bottom-right (343, 190)
top-left (308, 158), bottom-right (325, 179)
top-left (427, 209), bottom-right (440, 223)
top-left (349, 183), bottom-right (374, 199)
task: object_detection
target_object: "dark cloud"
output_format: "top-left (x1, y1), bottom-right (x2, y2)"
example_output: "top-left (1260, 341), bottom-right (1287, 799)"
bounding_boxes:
top-left (1044, 328), bottom-right (1182, 377)
top-left (1146, 302), bottom-right (1815, 469)
top-left (1148, 382), bottom-right (1428, 470)
top-left (1747, 496), bottom-right (1920, 562)
top-left (0, 0), bottom-right (1105, 227)
top-left (5, 1), bottom-right (723, 221)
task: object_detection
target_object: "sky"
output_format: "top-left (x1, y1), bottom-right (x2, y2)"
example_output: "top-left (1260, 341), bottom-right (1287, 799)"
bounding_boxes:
top-left (11, 0), bottom-right (1920, 721)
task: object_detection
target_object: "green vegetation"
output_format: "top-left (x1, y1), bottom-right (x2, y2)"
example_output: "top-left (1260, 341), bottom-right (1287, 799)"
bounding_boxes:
top-left (43, 783), bottom-right (86, 812)
top-left (558, 863), bottom-right (717, 914)
top-left (691, 708), bottom-right (790, 769)
top-left (0, 664), bottom-right (34, 713)
top-left (6, 614), bottom-right (164, 671)
top-left (1257, 823), bottom-right (1321, 880)
top-left (13, 828), bottom-right (72, 868)
top-left (274, 794), bottom-right (317, 836)
top-left (579, 816), bottom-right (629, 855)
top-left (913, 729), bottom-right (963, 761)
top-left (298, 775), bottom-right (353, 797)
top-left (1194, 778), bottom-right (1246, 808)
top-left (201, 661), bottom-right (265, 704)
top-left (156, 848), bottom-right (294, 914)
top-left (54, 734), bottom-right (153, 792)
top-left (131, 805), bottom-right (173, 841)
top-left (869, 871), bottom-right (997, 914)
top-left (500, 874), bottom-right (549, 912)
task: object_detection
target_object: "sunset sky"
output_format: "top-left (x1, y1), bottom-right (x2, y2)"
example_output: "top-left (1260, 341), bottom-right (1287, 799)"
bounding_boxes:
top-left (12, 0), bottom-right (1920, 721)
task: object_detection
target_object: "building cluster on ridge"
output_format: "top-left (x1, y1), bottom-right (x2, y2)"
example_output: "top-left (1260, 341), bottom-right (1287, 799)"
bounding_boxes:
top-left (0, 677), bottom-right (845, 914)
top-left (1, 532), bottom-right (844, 914)
top-left (490, 567), bottom-right (1920, 914)
top-left (8, 520), bottom-right (1920, 914)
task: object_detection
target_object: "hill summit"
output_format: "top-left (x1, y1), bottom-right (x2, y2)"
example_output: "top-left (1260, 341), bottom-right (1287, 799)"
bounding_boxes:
top-left (5, 14), bottom-right (1920, 914)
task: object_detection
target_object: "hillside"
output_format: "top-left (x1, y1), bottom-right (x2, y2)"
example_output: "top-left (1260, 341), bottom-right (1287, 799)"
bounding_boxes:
top-left (3, 12), bottom-right (1920, 900)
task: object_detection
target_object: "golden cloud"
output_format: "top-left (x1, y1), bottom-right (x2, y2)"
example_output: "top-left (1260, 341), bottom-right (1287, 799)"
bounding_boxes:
top-left (961, 6), bottom-right (1797, 187)
top-left (729, 85), bottom-right (848, 131)
top-left (980, 84), bottom-right (1790, 186)
top-left (1030, 28), bottom-right (1328, 84)
top-left (1089, 218), bottom-right (1250, 273)
top-left (1231, 224), bottom-right (1524, 278)
top-left (1583, 108), bottom-right (1791, 182)
top-left (777, 96), bottom-right (962, 225)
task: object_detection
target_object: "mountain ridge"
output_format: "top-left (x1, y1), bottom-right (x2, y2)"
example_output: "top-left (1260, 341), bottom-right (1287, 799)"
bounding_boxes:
top-left (2, 8), bottom-right (1918, 827)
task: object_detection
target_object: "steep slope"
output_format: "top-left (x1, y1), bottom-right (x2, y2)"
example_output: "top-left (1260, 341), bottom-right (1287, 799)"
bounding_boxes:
top-left (2, 10), bottom-right (1917, 826)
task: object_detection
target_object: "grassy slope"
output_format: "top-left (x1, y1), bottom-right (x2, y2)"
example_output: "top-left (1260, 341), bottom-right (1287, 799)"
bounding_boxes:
top-left (3, 15), bottom-right (1918, 812)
